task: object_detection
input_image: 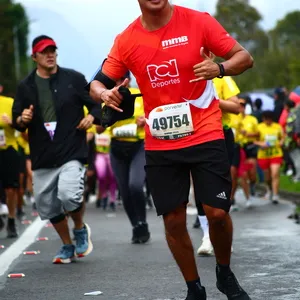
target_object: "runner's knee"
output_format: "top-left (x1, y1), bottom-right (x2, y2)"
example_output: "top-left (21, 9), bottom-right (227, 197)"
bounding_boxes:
top-left (163, 206), bottom-right (186, 235)
top-left (206, 208), bottom-right (228, 225)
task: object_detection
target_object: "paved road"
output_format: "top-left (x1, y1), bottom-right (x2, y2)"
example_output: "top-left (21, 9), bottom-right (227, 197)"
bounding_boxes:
top-left (0, 193), bottom-right (300, 300)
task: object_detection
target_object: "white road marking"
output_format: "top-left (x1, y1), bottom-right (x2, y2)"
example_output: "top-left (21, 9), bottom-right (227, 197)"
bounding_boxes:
top-left (0, 218), bottom-right (47, 277)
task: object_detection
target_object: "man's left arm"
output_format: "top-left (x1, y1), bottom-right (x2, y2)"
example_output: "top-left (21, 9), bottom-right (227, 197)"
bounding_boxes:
top-left (192, 14), bottom-right (253, 81)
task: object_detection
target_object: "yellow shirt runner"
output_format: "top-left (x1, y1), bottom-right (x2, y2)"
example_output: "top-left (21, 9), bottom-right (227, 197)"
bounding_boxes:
top-left (213, 77), bottom-right (240, 129)
top-left (108, 87), bottom-right (145, 142)
top-left (0, 96), bottom-right (18, 151)
top-left (257, 123), bottom-right (283, 159)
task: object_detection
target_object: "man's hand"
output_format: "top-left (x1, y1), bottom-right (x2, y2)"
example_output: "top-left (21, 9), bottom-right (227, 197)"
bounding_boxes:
top-left (190, 48), bottom-right (220, 83)
top-left (1, 114), bottom-right (12, 125)
top-left (136, 116), bottom-right (146, 127)
top-left (21, 105), bottom-right (34, 124)
top-left (77, 114), bottom-right (94, 130)
top-left (101, 78), bottom-right (129, 112)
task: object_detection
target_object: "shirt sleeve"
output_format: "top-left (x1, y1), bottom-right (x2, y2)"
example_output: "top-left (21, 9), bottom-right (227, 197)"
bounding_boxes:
top-left (102, 34), bottom-right (128, 80)
top-left (203, 13), bottom-right (237, 57)
top-left (222, 77), bottom-right (240, 100)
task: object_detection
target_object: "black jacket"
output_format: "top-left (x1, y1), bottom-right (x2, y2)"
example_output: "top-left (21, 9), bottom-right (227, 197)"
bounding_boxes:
top-left (12, 67), bottom-right (101, 170)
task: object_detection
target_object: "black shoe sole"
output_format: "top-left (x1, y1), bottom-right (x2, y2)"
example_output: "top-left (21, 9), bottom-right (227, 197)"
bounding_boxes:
top-left (217, 281), bottom-right (251, 300)
top-left (132, 233), bottom-right (151, 244)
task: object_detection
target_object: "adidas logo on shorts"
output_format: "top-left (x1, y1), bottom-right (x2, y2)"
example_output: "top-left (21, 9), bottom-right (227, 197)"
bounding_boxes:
top-left (216, 192), bottom-right (227, 200)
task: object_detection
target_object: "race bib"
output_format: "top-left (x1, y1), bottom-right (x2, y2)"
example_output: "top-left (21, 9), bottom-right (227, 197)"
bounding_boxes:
top-left (44, 122), bottom-right (57, 140)
top-left (95, 133), bottom-right (111, 147)
top-left (112, 124), bottom-right (137, 138)
top-left (265, 134), bottom-right (277, 147)
top-left (147, 103), bottom-right (194, 140)
top-left (0, 129), bottom-right (6, 147)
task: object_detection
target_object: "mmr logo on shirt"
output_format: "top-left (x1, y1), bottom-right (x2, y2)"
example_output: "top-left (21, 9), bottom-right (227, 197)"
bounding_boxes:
top-left (146, 59), bottom-right (180, 89)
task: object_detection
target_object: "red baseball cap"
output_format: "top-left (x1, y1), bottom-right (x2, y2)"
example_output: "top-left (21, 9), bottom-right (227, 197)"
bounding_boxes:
top-left (32, 38), bottom-right (57, 54)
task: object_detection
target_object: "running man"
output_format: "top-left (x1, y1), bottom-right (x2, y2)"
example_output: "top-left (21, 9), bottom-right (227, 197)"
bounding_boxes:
top-left (12, 35), bottom-right (101, 264)
top-left (89, 1), bottom-right (253, 299)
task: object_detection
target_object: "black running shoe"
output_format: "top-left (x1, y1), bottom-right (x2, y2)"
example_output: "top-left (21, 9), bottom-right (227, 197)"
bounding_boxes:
top-left (132, 222), bottom-right (150, 244)
top-left (186, 284), bottom-right (207, 300)
top-left (109, 202), bottom-right (116, 211)
top-left (7, 218), bottom-right (18, 238)
top-left (96, 198), bottom-right (101, 208)
top-left (17, 209), bottom-right (26, 220)
top-left (216, 266), bottom-right (251, 299)
top-left (102, 197), bottom-right (108, 210)
top-left (131, 226), bottom-right (139, 244)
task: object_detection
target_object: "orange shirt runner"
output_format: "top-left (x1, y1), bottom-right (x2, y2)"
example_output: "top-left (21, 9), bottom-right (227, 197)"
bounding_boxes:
top-left (102, 5), bottom-right (237, 151)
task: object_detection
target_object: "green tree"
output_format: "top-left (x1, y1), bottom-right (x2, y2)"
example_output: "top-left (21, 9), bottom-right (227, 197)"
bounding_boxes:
top-left (0, 0), bottom-right (29, 96)
top-left (271, 11), bottom-right (300, 50)
top-left (266, 11), bottom-right (300, 90)
top-left (214, 0), bottom-right (271, 92)
top-left (215, 0), bottom-right (268, 56)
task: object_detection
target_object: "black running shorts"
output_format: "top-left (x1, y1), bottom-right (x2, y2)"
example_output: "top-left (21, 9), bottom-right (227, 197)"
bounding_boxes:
top-left (0, 147), bottom-right (20, 189)
top-left (243, 143), bottom-right (258, 159)
top-left (231, 143), bottom-right (241, 168)
top-left (223, 128), bottom-right (234, 165)
top-left (145, 139), bottom-right (232, 216)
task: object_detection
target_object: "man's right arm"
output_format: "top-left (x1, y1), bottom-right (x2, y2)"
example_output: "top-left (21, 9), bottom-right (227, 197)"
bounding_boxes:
top-left (12, 83), bottom-right (27, 132)
top-left (90, 79), bottom-right (112, 104)
top-left (89, 57), bottom-right (128, 112)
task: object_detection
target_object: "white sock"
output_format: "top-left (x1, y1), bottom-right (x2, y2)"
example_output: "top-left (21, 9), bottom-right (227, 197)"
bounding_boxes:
top-left (198, 215), bottom-right (209, 239)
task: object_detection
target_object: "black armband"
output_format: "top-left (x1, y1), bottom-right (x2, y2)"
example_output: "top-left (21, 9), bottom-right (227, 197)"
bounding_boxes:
top-left (85, 58), bottom-right (116, 91)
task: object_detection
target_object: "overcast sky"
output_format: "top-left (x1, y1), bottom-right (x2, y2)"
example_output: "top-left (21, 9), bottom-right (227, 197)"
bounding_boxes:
top-left (18, 0), bottom-right (300, 80)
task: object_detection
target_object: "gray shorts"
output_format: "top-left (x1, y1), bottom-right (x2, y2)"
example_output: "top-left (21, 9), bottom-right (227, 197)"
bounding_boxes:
top-left (33, 160), bottom-right (85, 220)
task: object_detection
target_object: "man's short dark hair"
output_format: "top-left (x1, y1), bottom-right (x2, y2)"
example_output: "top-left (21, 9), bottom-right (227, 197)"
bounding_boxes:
top-left (254, 98), bottom-right (262, 110)
top-left (32, 35), bottom-right (54, 49)
top-left (262, 110), bottom-right (274, 121)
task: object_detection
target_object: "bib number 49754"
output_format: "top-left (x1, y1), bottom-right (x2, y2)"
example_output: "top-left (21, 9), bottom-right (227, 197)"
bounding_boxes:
top-left (152, 114), bottom-right (190, 131)
top-left (147, 103), bottom-right (194, 140)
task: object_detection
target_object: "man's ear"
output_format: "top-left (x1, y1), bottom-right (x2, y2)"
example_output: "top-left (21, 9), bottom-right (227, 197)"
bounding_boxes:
top-left (31, 54), bottom-right (37, 62)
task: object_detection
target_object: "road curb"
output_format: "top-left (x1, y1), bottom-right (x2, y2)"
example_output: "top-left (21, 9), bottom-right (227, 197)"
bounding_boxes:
top-left (279, 190), bottom-right (300, 205)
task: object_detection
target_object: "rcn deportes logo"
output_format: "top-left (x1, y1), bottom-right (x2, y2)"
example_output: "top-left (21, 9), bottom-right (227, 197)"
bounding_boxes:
top-left (146, 59), bottom-right (180, 89)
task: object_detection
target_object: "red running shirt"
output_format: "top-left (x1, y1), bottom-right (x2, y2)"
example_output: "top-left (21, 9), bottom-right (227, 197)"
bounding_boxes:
top-left (102, 5), bottom-right (237, 151)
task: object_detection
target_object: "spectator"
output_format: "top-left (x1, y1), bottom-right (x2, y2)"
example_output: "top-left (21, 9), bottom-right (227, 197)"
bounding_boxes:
top-left (252, 98), bottom-right (263, 123)
top-left (273, 87), bottom-right (287, 122)
top-left (283, 100), bottom-right (297, 176)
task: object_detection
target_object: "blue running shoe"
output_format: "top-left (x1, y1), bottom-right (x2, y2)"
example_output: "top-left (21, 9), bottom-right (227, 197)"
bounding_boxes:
top-left (73, 223), bottom-right (93, 257)
top-left (52, 244), bottom-right (75, 264)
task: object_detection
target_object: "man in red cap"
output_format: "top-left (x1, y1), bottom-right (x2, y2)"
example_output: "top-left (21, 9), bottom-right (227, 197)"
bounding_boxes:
top-left (12, 35), bottom-right (101, 264)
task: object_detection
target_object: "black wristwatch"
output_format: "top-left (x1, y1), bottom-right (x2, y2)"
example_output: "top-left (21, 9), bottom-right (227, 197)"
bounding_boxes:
top-left (216, 63), bottom-right (225, 78)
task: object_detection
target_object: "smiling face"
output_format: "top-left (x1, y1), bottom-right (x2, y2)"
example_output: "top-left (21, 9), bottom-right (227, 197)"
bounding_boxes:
top-left (137, 0), bottom-right (170, 13)
top-left (32, 46), bottom-right (57, 71)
